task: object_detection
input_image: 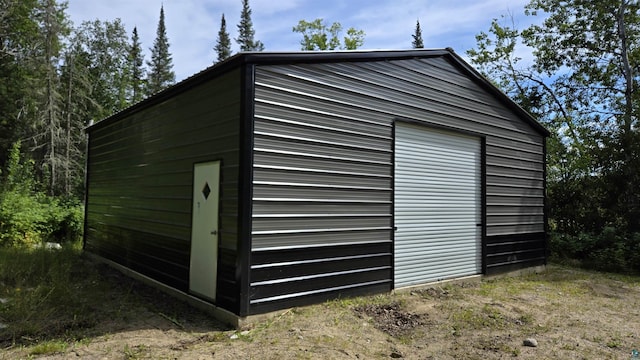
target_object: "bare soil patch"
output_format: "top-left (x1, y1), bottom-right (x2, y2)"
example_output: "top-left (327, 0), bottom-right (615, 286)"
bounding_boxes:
top-left (354, 302), bottom-right (423, 337)
top-left (3, 264), bottom-right (640, 359)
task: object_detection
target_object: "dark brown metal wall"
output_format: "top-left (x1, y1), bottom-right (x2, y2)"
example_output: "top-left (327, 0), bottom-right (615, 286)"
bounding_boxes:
top-left (85, 69), bottom-right (242, 313)
top-left (248, 56), bottom-right (546, 313)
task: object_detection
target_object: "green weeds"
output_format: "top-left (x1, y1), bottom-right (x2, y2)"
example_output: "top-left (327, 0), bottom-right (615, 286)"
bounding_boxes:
top-left (29, 340), bottom-right (68, 356)
top-left (0, 244), bottom-right (97, 345)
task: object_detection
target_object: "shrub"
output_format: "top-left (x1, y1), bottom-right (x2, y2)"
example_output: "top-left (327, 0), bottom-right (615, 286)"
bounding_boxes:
top-left (550, 228), bottom-right (640, 274)
top-left (0, 142), bottom-right (83, 248)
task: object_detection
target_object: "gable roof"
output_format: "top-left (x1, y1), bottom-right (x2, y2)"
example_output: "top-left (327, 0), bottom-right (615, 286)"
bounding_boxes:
top-left (88, 49), bottom-right (549, 137)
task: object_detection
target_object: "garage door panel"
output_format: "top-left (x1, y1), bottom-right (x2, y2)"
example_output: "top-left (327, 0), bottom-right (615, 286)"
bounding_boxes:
top-left (398, 266), bottom-right (481, 285)
top-left (394, 123), bottom-right (482, 287)
top-left (396, 246), bottom-right (480, 260)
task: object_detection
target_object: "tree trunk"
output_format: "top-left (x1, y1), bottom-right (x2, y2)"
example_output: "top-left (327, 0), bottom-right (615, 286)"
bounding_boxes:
top-left (616, 0), bottom-right (638, 231)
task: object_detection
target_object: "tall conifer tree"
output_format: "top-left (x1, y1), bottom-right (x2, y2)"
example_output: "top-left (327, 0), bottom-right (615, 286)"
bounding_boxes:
top-left (412, 19), bottom-right (424, 48)
top-left (33, 0), bottom-right (69, 194)
top-left (129, 26), bottom-right (145, 103)
top-left (236, 0), bottom-right (264, 51)
top-left (214, 13), bottom-right (231, 63)
top-left (146, 5), bottom-right (175, 95)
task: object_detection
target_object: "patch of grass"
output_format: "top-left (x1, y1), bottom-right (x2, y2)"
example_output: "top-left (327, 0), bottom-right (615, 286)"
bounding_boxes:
top-left (510, 347), bottom-right (521, 356)
top-left (247, 308), bottom-right (297, 338)
top-left (29, 340), bottom-right (68, 355)
top-left (0, 242), bottom-right (223, 349)
top-left (449, 304), bottom-right (512, 333)
top-left (517, 312), bottom-right (534, 325)
top-left (591, 335), bottom-right (604, 343)
top-left (475, 278), bottom-right (498, 294)
top-left (560, 342), bottom-right (579, 351)
top-left (475, 336), bottom-right (519, 355)
top-left (0, 244), bottom-right (104, 346)
top-left (606, 333), bottom-right (623, 348)
top-left (478, 266), bottom-right (602, 304)
top-left (309, 333), bottom-right (354, 351)
top-left (328, 293), bottom-right (398, 309)
top-left (475, 277), bottom-right (537, 299)
top-left (123, 344), bottom-right (148, 359)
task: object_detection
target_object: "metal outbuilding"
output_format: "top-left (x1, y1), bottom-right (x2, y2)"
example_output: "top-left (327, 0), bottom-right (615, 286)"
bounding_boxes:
top-left (84, 49), bottom-right (549, 325)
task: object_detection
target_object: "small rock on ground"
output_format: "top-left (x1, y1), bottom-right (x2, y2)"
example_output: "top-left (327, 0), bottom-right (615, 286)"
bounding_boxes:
top-left (523, 338), bottom-right (538, 347)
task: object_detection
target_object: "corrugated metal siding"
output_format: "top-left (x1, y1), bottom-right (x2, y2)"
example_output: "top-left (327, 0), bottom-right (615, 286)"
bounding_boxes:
top-left (85, 69), bottom-right (242, 313)
top-left (394, 123), bottom-right (482, 287)
top-left (250, 65), bottom-right (394, 312)
top-left (484, 233), bottom-right (546, 274)
top-left (249, 242), bottom-right (392, 313)
top-left (249, 56), bottom-right (545, 313)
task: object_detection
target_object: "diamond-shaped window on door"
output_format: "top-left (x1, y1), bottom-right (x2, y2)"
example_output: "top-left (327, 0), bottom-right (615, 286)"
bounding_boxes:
top-left (202, 182), bottom-right (211, 200)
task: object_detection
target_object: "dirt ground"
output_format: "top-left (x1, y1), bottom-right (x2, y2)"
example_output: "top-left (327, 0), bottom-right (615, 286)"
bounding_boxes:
top-left (3, 264), bottom-right (640, 359)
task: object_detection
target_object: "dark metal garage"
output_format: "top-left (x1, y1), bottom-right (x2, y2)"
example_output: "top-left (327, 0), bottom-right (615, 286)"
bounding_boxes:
top-left (84, 49), bottom-right (549, 324)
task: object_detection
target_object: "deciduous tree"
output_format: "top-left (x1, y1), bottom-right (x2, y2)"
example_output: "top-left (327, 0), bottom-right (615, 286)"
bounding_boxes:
top-left (293, 18), bottom-right (365, 51)
top-left (72, 19), bottom-right (130, 119)
top-left (467, 0), bottom-right (640, 268)
top-left (522, 0), bottom-right (640, 232)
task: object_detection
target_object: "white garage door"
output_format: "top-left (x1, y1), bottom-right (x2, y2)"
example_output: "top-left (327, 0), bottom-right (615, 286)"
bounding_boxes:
top-left (394, 122), bottom-right (482, 288)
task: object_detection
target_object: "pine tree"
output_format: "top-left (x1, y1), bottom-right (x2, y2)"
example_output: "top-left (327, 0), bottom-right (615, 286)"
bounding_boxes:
top-left (32, 0), bottom-right (69, 195)
top-left (236, 0), bottom-right (264, 52)
top-left (129, 26), bottom-right (145, 103)
top-left (146, 5), bottom-right (175, 95)
top-left (214, 13), bottom-right (231, 63)
top-left (412, 19), bottom-right (424, 49)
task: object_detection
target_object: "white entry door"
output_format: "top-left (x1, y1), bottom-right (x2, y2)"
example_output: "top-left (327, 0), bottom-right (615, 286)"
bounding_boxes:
top-left (189, 161), bottom-right (220, 301)
top-left (394, 123), bottom-right (482, 287)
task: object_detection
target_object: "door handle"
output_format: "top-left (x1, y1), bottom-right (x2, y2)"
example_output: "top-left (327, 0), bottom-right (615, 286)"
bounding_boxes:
top-left (211, 230), bottom-right (218, 235)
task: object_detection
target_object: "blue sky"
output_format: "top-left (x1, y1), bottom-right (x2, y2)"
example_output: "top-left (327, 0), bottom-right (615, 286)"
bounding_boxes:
top-left (66, 0), bottom-right (536, 82)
